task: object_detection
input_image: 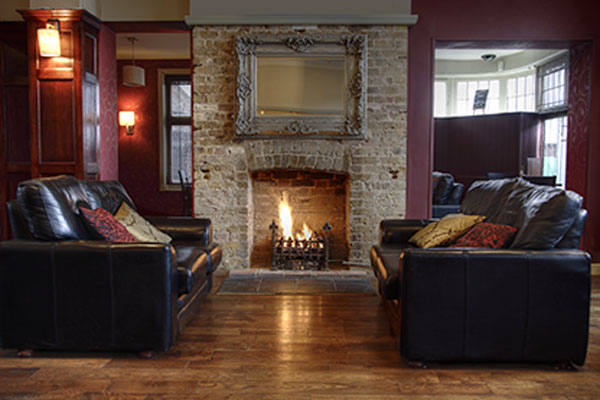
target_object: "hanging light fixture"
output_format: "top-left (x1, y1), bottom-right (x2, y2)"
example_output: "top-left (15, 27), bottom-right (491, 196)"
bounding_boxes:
top-left (37, 19), bottom-right (61, 57)
top-left (123, 36), bottom-right (145, 87)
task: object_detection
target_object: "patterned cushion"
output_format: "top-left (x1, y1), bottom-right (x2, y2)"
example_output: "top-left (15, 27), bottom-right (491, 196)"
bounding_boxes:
top-left (409, 213), bottom-right (486, 249)
top-left (114, 202), bottom-right (172, 243)
top-left (449, 222), bottom-right (517, 248)
top-left (79, 207), bottom-right (136, 242)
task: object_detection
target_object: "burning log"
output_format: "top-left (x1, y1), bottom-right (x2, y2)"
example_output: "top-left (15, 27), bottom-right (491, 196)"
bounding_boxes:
top-left (269, 220), bottom-right (331, 270)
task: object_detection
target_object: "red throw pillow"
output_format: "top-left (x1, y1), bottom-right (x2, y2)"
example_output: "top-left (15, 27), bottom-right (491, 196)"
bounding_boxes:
top-left (449, 222), bottom-right (517, 249)
top-left (79, 207), bottom-right (136, 242)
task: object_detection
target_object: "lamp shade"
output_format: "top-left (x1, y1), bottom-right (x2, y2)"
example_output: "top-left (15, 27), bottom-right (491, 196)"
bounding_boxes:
top-left (123, 65), bottom-right (145, 87)
top-left (37, 24), bottom-right (60, 57)
top-left (119, 111), bottom-right (135, 127)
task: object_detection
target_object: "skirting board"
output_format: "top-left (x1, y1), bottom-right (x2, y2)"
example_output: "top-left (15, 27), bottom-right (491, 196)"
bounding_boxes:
top-left (592, 263), bottom-right (600, 276)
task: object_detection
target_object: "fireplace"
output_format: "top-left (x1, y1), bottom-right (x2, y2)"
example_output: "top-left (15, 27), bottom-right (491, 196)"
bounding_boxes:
top-left (250, 169), bottom-right (349, 269)
top-left (191, 25), bottom-right (408, 270)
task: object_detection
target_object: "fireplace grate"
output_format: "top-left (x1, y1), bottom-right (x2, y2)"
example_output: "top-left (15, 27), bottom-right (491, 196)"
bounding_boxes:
top-left (269, 220), bottom-right (331, 270)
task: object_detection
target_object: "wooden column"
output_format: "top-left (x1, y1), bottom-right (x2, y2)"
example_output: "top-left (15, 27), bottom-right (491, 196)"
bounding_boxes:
top-left (18, 9), bottom-right (101, 180)
top-left (0, 22), bottom-right (30, 239)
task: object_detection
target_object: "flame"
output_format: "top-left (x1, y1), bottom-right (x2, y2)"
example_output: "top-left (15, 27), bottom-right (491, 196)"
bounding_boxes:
top-left (279, 196), bottom-right (293, 239)
top-left (278, 193), bottom-right (315, 241)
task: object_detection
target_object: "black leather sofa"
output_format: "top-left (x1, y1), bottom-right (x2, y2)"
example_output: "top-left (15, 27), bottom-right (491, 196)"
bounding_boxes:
top-left (371, 177), bottom-right (591, 367)
top-left (432, 171), bottom-right (464, 218)
top-left (0, 175), bottom-right (222, 355)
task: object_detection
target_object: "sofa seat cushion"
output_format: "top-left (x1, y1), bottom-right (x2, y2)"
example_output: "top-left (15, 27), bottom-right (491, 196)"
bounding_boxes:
top-left (174, 245), bottom-right (210, 296)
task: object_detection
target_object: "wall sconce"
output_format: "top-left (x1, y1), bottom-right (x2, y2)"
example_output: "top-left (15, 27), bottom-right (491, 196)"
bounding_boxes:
top-left (37, 20), bottom-right (61, 57)
top-left (119, 111), bottom-right (135, 135)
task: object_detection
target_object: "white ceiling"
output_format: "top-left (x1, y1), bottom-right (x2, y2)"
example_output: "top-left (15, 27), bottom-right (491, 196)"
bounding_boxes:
top-left (435, 49), bottom-right (524, 61)
top-left (116, 33), bottom-right (190, 60)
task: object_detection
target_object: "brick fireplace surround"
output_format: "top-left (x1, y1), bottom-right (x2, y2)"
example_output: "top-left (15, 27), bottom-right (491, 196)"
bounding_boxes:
top-left (192, 25), bottom-right (408, 270)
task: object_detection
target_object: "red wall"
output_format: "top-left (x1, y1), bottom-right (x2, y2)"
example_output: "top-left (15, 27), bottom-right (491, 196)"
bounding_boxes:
top-left (408, 0), bottom-right (600, 260)
top-left (117, 59), bottom-right (191, 216)
top-left (98, 25), bottom-right (118, 181)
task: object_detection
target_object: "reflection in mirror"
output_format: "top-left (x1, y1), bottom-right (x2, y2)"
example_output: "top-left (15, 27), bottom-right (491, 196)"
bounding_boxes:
top-left (256, 57), bottom-right (345, 117)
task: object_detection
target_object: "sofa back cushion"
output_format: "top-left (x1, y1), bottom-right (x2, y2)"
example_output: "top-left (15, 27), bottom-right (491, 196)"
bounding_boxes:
top-left (460, 178), bottom-right (518, 221)
top-left (495, 179), bottom-right (583, 249)
top-left (80, 180), bottom-right (136, 214)
top-left (462, 178), bottom-right (583, 249)
top-left (17, 175), bottom-right (91, 240)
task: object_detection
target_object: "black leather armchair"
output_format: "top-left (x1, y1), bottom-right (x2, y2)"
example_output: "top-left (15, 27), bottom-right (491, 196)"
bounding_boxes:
top-left (432, 171), bottom-right (464, 218)
top-left (0, 175), bottom-right (222, 354)
top-left (371, 178), bottom-right (591, 367)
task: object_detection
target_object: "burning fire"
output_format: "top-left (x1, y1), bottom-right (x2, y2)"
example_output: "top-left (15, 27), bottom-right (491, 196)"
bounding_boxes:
top-left (279, 197), bottom-right (293, 239)
top-left (278, 195), bottom-right (313, 241)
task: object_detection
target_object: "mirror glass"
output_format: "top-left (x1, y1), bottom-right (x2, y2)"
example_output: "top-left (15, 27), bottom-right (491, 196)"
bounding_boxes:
top-left (256, 57), bottom-right (345, 117)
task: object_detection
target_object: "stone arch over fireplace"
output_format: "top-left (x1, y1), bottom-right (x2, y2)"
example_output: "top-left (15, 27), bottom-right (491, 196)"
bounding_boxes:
top-left (244, 141), bottom-right (351, 174)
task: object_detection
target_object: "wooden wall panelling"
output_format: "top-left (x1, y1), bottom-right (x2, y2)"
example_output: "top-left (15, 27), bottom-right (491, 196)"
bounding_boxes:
top-left (0, 22), bottom-right (30, 240)
top-left (18, 9), bottom-right (101, 180)
top-left (434, 112), bottom-right (541, 189)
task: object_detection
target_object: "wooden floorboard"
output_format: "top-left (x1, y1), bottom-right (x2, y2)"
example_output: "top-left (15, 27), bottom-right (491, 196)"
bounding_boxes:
top-left (0, 274), bottom-right (598, 399)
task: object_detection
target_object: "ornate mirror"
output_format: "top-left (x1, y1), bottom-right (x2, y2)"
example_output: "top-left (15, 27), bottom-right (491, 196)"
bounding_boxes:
top-left (235, 34), bottom-right (367, 139)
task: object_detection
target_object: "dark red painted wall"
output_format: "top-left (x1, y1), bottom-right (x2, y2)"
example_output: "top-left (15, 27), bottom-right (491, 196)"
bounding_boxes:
top-left (98, 25), bottom-right (118, 181)
top-left (408, 0), bottom-right (600, 260)
top-left (117, 59), bottom-right (191, 216)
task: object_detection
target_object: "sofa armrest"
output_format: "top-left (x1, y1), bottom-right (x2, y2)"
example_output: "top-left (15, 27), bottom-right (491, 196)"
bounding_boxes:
top-left (400, 248), bottom-right (591, 365)
top-left (0, 240), bottom-right (177, 352)
top-left (379, 219), bottom-right (436, 245)
top-left (146, 216), bottom-right (212, 246)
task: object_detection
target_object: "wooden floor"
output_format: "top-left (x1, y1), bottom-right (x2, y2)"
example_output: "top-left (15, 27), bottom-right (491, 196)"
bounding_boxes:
top-left (0, 275), bottom-right (599, 399)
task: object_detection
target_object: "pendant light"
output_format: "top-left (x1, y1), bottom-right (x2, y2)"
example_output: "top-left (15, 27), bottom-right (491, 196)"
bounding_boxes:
top-left (123, 36), bottom-right (145, 87)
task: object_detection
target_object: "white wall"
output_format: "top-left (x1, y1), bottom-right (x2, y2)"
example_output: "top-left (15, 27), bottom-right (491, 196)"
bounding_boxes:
top-left (0, 0), bottom-right (188, 21)
top-left (0, 0), bottom-right (29, 21)
top-left (189, 0), bottom-right (411, 17)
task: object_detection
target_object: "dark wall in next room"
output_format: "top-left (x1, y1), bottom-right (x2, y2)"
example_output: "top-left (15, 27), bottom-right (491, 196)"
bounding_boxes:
top-left (117, 59), bottom-right (191, 216)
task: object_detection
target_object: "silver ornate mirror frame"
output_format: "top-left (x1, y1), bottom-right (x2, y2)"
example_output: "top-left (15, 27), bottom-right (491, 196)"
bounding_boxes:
top-left (235, 34), bottom-right (368, 140)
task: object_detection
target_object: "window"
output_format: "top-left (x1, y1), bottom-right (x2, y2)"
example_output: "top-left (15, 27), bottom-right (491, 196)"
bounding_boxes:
top-left (456, 79), bottom-right (499, 115)
top-left (543, 116), bottom-right (568, 187)
top-left (159, 70), bottom-right (192, 189)
top-left (538, 56), bottom-right (568, 112)
top-left (434, 81), bottom-right (447, 117)
top-left (506, 73), bottom-right (535, 112)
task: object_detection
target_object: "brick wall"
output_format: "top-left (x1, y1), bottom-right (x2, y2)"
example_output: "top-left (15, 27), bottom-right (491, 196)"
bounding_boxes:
top-left (192, 25), bottom-right (408, 270)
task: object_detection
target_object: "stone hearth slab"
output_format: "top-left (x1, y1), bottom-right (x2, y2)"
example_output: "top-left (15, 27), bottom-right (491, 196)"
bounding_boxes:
top-left (218, 269), bottom-right (375, 295)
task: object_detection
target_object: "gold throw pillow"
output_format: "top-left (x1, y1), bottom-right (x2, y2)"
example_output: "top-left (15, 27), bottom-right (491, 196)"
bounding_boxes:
top-left (114, 202), bottom-right (172, 244)
top-left (409, 213), bottom-right (486, 248)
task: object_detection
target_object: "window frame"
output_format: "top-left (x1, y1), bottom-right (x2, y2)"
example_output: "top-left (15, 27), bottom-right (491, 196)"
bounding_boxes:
top-left (537, 54), bottom-right (569, 114)
top-left (158, 68), bottom-right (192, 191)
top-left (506, 71), bottom-right (536, 112)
